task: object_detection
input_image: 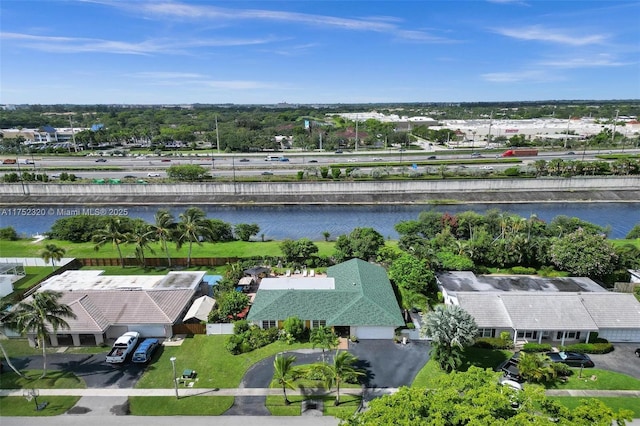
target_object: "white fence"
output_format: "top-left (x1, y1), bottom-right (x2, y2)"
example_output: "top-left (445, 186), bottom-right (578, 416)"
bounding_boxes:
top-left (206, 323), bottom-right (234, 335)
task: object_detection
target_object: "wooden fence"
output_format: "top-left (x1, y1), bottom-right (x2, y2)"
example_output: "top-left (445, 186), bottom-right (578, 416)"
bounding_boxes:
top-left (76, 257), bottom-right (240, 268)
top-left (173, 323), bottom-right (206, 335)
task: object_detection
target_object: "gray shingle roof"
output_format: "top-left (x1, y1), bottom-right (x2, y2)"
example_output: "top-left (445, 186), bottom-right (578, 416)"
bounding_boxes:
top-left (456, 292), bottom-right (640, 331)
top-left (248, 259), bottom-right (404, 327)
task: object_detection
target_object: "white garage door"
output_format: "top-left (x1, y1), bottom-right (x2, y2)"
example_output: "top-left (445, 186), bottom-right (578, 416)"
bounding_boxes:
top-left (598, 328), bottom-right (640, 343)
top-left (354, 326), bottom-right (395, 340)
top-left (130, 325), bottom-right (168, 338)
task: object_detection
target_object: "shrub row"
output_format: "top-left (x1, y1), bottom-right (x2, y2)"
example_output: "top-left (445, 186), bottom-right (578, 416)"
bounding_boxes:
top-left (521, 343), bottom-right (553, 353)
top-left (560, 342), bottom-right (614, 354)
top-left (473, 337), bottom-right (514, 350)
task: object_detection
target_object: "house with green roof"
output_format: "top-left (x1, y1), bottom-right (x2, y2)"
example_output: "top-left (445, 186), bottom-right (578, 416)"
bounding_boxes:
top-left (247, 258), bottom-right (405, 340)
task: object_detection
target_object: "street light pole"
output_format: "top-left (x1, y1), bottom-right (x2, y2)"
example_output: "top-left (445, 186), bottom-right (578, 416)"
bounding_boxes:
top-left (170, 356), bottom-right (179, 399)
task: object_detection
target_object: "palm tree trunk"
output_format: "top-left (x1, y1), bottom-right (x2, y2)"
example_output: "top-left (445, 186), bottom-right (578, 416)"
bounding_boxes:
top-left (40, 337), bottom-right (47, 378)
top-left (116, 243), bottom-right (125, 268)
top-left (187, 242), bottom-right (193, 268)
top-left (335, 380), bottom-right (340, 406)
top-left (282, 385), bottom-right (290, 405)
top-left (163, 240), bottom-right (172, 267)
top-left (0, 342), bottom-right (24, 377)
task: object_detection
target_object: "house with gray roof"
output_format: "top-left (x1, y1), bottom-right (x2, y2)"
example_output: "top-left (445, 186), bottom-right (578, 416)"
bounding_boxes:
top-left (4, 270), bottom-right (206, 347)
top-left (247, 259), bottom-right (405, 340)
top-left (437, 271), bottom-right (640, 344)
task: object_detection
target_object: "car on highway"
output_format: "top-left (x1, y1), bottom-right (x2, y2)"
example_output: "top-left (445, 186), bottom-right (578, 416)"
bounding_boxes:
top-left (545, 351), bottom-right (594, 367)
top-left (635, 348), bottom-right (639, 357)
top-left (124, 175), bottom-right (137, 179)
top-left (372, 157), bottom-right (383, 161)
top-left (335, 150), bottom-right (343, 154)
top-left (427, 155), bottom-right (436, 160)
top-left (481, 165), bottom-right (494, 170)
top-left (471, 152), bottom-right (482, 158)
top-left (567, 151), bottom-right (576, 155)
top-left (347, 158), bottom-right (358, 163)
top-left (279, 157), bottom-right (290, 162)
top-left (95, 158), bottom-right (107, 162)
top-left (239, 158), bottom-right (250, 162)
top-left (261, 171), bottom-right (273, 175)
top-left (147, 172), bottom-right (161, 177)
top-left (161, 159), bottom-right (171, 162)
top-left (308, 160), bottom-right (318, 163)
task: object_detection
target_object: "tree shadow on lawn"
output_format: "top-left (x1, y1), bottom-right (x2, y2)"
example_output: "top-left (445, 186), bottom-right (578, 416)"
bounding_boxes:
top-left (459, 347), bottom-right (513, 372)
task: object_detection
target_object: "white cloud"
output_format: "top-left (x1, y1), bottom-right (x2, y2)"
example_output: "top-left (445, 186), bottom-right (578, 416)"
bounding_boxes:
top-left (481, 69), bottom-right (559, 83)
top-left (493, 25), bottom-right (607, 46)
top-left (0, 31), bottom-right (276, 55)
top-left (108, 1), bottom-right (453, 43)
top-left (538, 54), bottom-right (627, 69)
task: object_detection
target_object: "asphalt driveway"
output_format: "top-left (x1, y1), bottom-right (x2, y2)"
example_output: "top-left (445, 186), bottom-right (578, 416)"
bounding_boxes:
top-left (5, 351), bottom-right (147, 389)
top-left (588, 343), bottom-right (640, 379)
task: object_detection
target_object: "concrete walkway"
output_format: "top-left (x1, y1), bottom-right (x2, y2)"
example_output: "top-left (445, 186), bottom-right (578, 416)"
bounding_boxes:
top-left (0, 387), bottom-right (380, 398)
top-left (3, 387), bottom-right (638, 398)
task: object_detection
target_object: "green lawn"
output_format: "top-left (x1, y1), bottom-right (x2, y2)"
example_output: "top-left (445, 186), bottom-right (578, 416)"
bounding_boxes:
top-left (548, 396), bottom-right (640, 418)
top-left (0, 338), bottom-right (107, 358)
top-left (128, 396), bottom-right (234, 416)
top-left (411, 347), bottom-right (513, 388)
top-left (0, 370), bottom-right (86, 389)
top-left (0, 238), bottom-right (338, 259)
top-left (266, 393), bottom-right (361, 417)
top-left (0, 396), bottom-right (81, 416)
top-left (546, 368), bottom-right (640, 390)
top-left (135, 334), bottom-right (313, 389)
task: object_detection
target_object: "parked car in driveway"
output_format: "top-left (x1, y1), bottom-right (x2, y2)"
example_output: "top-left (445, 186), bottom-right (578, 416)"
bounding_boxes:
top-left (635, 348), bottom-right (640, 357)
top-left (496, 353), bottom-right (524, 383)
top-left (546, 351), bottom-right (594, 367)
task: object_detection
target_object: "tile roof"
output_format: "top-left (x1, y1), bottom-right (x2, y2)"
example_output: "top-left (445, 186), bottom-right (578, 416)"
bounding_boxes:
top-left (248, 259), bottom-right (404, 327)
top-left (53, 289), bottom-right (195, 333)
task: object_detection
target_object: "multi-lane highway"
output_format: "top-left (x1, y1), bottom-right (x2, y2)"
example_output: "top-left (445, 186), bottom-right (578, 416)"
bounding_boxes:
top-left (2, 149), bottom-right (636, 181)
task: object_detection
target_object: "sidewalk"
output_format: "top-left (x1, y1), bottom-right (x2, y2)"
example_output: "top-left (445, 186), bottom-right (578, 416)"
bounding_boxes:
top-left (0, 387), bottom-right (396, 398)
top-left (2, 387), bottom-right (638, 398)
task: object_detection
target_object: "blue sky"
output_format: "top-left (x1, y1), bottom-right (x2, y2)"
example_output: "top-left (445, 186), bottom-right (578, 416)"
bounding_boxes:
top-left (1, 0), bottom-right (639, 105)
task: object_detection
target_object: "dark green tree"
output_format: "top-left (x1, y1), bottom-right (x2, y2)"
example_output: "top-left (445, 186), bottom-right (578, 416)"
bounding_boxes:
top-left (234, 223), bottom-right (260, 242)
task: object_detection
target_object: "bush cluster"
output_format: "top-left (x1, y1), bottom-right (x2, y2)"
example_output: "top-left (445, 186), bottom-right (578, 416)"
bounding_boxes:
top-left (560, 342), bottom-right (614, 354)
top-left (473, 337), bottom-right (513, 350)
top-left (225, 320), bottom-right (279, 355)
top-left (521, 343), bottom-right (553, 352)
top-left (510, 266), bottom-right (537, 275)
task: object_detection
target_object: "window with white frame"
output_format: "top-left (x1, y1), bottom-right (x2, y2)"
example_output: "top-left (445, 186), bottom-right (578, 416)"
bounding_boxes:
top-left (262, 320), bottom-right (277, 329)
top-left (556, 331), bottom-right (581, 340)
top-left (311, 320), bottom-right (326, 328)
top-left (477, 328), bottom-right (495, 338)
top-left (516, 330), bottom-right (538, 339)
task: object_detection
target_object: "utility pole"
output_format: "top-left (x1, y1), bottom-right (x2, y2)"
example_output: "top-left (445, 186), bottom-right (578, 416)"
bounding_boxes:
top-left (355, 115), bottom-right (358, 152)
top-left (611, 109), bottom-right (619, 147)
top-left (215, 115), bottom-right (220, 153)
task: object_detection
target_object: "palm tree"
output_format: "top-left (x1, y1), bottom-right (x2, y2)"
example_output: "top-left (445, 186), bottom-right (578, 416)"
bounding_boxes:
top-left (151, 209), bottom-right (177, 267)
top-left (40, 244), bottom-right (65, 269)
top-left (310, 326), bottom-right (339, 362)
top-left (176, 207), bottom-right (212, 268)
top-left (0, 296), bottom-right (24, 377)
top-left (130, 223), bottom-right (156, 267)
top-left (518, 352), bottom-right (557, 383)
top-left (92, 217), bottom-right (131, 268)
top-left (273, 354), bottom-right (297, 405)
top-left (11, 291), bottom-right (76, 378)
top-left (321, 351), bottom-right (364, 406)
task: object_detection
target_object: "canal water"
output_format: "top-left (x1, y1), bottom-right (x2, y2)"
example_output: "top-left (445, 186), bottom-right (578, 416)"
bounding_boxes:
top-left (1, 203), bottom-right (638, 240)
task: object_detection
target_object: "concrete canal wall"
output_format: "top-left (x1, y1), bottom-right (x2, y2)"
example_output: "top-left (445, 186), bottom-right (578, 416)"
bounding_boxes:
top-left (2, 176), bottom-right (639, 205)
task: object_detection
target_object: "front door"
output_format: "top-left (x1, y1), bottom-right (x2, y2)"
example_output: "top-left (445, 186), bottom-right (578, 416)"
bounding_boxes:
top-left (333, 326), bottom-right (350, 338)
